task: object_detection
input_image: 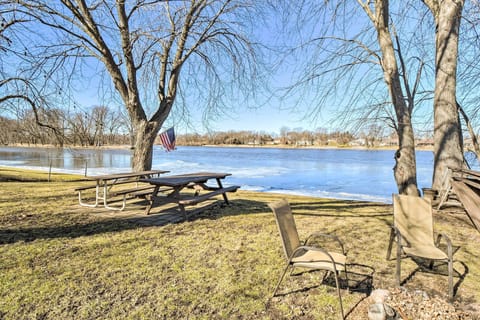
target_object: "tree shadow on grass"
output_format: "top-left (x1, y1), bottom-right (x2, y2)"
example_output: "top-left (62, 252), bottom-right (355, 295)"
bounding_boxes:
top-left (0, 199), bottom-right (268, 244)
top-left (400, 259), bottom-right (468, 299)
top-left (268, 263), bottom-right (376, 319)
top-left (0, 197), bottom-right (393, 245)
top-left (287, 263), bottom-right (375, 296)
top-left (290, 199), bottom-right (392, 218)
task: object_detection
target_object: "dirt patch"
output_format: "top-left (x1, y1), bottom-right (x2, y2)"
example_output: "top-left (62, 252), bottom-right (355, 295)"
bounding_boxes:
top-left (348, 287), bottom-right (478, 319)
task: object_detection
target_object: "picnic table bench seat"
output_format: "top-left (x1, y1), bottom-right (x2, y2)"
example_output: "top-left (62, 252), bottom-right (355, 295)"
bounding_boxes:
top-left (75, 184), bottom-right (102, 192)
top-left (178, 185), bottom-right (240, 206)
top-left (74, 178), bottom-right (147, 192)
top-left (108, 185), bottom-right (156, 197)
top-left (128, 187), bottom-right (174, 198)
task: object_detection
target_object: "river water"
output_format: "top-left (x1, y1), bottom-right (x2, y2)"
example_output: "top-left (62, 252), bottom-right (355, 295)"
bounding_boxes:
top-left (0, 145), bottom-right (438, 203)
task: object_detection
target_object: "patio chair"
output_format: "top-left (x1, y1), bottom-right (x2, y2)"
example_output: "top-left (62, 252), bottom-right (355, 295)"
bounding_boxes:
top-left (269, 199), bottom-right (348, 319)
top-left (386, 194), bottom-right (454, 301)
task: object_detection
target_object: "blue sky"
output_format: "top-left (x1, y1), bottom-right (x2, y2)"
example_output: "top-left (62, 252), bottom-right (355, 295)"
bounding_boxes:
top-left (0, 2), bottom-right (378, 136)
top-left (55, 2), bottom-right (349, 136)
top-left (3, 2), bottom-right (455, 137)
top-left (204, 106), bottom-right (321, 135)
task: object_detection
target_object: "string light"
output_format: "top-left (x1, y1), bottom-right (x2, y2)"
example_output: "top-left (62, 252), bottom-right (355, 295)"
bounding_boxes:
top-left (0, 15), bottom-right (6, 31)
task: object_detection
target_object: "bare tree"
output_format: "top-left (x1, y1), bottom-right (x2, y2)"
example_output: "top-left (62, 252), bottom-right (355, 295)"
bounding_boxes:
top-left (7, 0), bottom-right (260, 170)
top-left (103, 106), bottom-right (128, 145)
top-left (0, 116), bottom-right (16, 144)
top-left (91, 106), bottom-right (108, 146)
top-left (292, 0), bottom-right (469, 193)
top-left (0, 5), bottom-right (15, 52)
top-left (422, 0), bottom-right (465, 189)
top-left (276, 1), bottom-right (426, 195)
top-left (279, 126), bottom-right (289, 145)
top-left (357, 0), bottom-right (420, 195)
top-left (430, 2), bottom-right (480, 170)
top-left (1, 8), bottom-right (71, 147)
top-left (0, 78), bottom-right (69, 146)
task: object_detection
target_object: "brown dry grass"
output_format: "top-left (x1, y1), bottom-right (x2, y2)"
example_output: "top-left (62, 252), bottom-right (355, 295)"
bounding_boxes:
top-left (0, 167), bottom-right (479, 319)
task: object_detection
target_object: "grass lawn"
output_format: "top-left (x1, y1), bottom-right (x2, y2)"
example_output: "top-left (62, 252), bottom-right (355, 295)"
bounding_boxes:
top-left (0, 167), bottom-right (479, 319)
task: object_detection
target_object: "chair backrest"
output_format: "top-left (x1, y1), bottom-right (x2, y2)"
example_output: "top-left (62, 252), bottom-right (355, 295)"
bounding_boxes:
top-left (268, 199), bottom-right (301, 259)
top-left (393, 194), bottom-right (436, 248)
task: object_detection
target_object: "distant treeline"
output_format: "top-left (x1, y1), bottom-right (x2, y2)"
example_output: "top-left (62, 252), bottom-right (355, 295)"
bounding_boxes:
top-left (1, 112), bottom-right (398, 148)
top-left (177, 130), bottom-right (374, 147)
top-left (0, 111), bottom-right (132, 147)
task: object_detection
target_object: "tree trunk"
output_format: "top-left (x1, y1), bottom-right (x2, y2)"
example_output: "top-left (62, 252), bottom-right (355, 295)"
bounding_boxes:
top-left (361, 0), bottom-right (419, 195)
top-left (393, 119), bottom-right (419, 195)
top-left (131, 119), bottom-right (161, 171)
top-left (424, 0), bottom-right (465, 189)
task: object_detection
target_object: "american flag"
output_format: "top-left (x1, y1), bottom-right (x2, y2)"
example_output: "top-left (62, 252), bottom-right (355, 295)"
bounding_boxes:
top-left (159, 127), bottom-right (176, 152)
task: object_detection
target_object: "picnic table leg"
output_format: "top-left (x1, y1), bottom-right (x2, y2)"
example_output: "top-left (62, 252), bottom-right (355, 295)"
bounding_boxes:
top-left (104, 195), bottom-right (127, 211)
top-left (216, 178), bottom-right (230, 205)
top-left (95, 181), bottom-right (107, 207)
top-left (179, 204), bottom-right (188, 220)
top-left (170, 185), bottom-right (189, 219)
top-left (144, 185), bottom-right (161, 215)
top-left (77, 188), bottom-right (99, 207)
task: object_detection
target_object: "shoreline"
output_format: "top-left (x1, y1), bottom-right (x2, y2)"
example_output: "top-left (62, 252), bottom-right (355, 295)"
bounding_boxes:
top-left (2, 143), bottom-right (434, 152)
top-left (0, 164), bottom-right (393, 204)
top-left (0, 166), bottom-right (391, 204)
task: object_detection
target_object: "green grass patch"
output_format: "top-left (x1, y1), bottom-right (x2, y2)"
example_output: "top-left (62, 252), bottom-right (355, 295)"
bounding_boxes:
top-left (0, 167), bottom-right (479, 319)
top-left (0, 166), bottom-right (83, 182)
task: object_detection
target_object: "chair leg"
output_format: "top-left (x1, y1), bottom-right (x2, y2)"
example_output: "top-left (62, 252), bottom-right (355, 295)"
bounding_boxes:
top-left (386, 227), bottom-right (395, 260)
top-left (396, 242), bottom-right (402, 286)
top-left (448, 258), bottom-right (453, 302)
top-left (428, 259), bottom-right (434, 270)
top-left (343, 266), bottom-right (350, 293)
top-left (273, 263), bottom-right (291, 297)
top-left (333, 271), bottom-right (345, 320)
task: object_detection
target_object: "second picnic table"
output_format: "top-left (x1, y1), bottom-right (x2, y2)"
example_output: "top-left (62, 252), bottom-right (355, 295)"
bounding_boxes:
top-left (140, 172), bottom-right (240, 218)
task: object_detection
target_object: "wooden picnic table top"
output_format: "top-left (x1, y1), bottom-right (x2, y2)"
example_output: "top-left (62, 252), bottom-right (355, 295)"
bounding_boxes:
top-left (141, 172), bottom-right (231, 187)
top-left (85, 170), bottom-right (169, 182)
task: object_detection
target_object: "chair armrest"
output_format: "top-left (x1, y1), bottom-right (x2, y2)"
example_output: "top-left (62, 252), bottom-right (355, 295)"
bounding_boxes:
top-left (435, 232), bottom-right (453, 258)
top-left (304, 232), bottom-right (346, 255)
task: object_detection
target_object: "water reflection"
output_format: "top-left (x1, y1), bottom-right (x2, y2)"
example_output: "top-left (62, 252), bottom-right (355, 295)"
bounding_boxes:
top-left (0, 146), bottom-right (133, 172)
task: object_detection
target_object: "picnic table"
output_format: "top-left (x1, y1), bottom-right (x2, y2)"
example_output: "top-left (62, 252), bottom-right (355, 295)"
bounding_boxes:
top-left (75, 170), bottom-right (169, 210)
top-left (140, 172), bottom-right (240, 218)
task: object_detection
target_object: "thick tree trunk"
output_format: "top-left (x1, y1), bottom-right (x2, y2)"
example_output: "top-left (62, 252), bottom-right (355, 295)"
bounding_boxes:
top-left (425, 0), bottom-right (465, 189)
top-left (131, 119), bottom-right (161, 171)
top-left (393, 116), bottom-right (419, 195)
